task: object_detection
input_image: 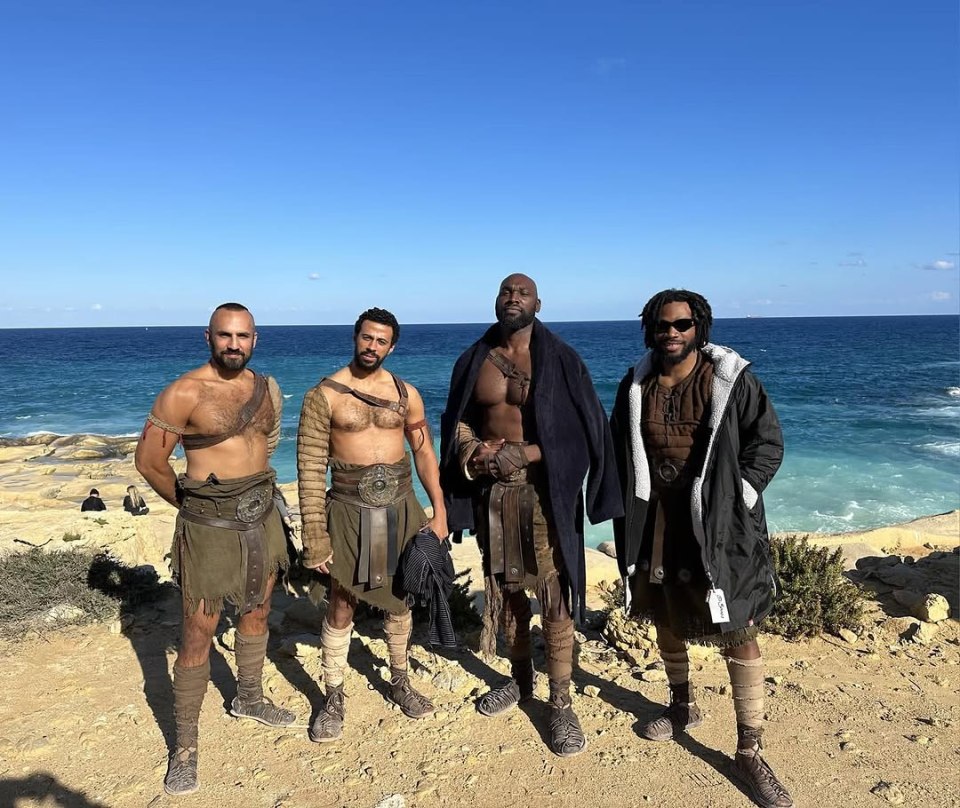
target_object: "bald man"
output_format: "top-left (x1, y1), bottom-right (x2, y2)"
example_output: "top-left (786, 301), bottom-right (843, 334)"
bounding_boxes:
top-left (440, 275), bottom-right (622, 758)
top-left (136, 302), bottom-right (294, 796)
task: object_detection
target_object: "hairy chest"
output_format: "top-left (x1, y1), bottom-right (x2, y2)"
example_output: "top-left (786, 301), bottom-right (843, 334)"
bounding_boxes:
top-left (331, 399), bottom-right (405, 432)
top-left (192, 383), bottom-right (275, 437)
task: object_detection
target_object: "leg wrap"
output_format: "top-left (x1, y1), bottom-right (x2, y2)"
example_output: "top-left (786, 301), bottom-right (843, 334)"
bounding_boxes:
top-left (502, 585), bottom-right (532, 663)
top-left (662, 648), bottom-right (693, 704)
top-left (173, 659), bottom-right (210, 750)
top-left (726, 655), bottom-right (766, 746)
top-left (542, 615), bottom-right (575, 703)
top-left (321, 617), bottom-right (353, 689)
top-left (383, 610), bottom-right (413, 672)
top-left (234, 631), bottom-right (268, 704)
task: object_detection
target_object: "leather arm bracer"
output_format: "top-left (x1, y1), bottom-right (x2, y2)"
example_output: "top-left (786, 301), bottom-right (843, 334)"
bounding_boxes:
top-left (266, 376), bottom-right (283, 458)
top-left (456, 420), bottom-right (483, 479)
top-left (296, 385), bottom-right (332, 564)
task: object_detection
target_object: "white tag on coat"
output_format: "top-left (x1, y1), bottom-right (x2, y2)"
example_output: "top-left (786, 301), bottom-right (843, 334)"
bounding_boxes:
top-left (706, 588), bottom-right (729, 624)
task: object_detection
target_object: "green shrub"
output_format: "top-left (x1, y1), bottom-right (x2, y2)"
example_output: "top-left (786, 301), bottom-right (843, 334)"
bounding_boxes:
top-left (62, 531), bottom-right (82, 542)
top-left (0, 548), bottom-right (168, 638)
top-left (766, 534), bottom-right (866, 639)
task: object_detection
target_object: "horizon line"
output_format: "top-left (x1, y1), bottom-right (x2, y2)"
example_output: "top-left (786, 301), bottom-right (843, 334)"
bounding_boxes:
top-left (2, 311), bottom-right (959, 331)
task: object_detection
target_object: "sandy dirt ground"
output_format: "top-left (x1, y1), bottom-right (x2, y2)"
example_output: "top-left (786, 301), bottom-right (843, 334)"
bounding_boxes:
top-left (0, 436), bottom-right (957, 808)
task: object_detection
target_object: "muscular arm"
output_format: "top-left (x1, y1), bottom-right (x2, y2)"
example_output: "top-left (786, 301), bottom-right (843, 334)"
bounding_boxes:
top-left (297, 385), bottom-right (333, 569)
top-left (134, 382), bottom-right (197, 507)
top-left (266, 376), bottom-right (283, 457)
top-left (405, 386), bottom-right (448, 539)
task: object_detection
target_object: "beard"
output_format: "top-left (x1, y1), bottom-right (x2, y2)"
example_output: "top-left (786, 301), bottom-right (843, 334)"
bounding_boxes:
top-left (211, 348), bottom-right (251, 371)
top-left (497, 307), bottom-right (536, 332)
top-left (354, 349), bottom-right (385, 371)
top-left (654, 339), bottom-right (696, 366)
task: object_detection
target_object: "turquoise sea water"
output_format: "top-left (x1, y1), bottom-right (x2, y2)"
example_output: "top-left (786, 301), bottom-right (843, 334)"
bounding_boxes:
top-left (1, 316), bottom-right (957, 546)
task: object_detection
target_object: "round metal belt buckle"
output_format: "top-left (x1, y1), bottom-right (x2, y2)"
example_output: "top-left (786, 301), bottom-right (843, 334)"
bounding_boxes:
top-left (357, 464), bottom-right (399, 507)
top-left (657, 461), bottom-right (679, 483)
top-left (237, 487), bottom-right (270, 522)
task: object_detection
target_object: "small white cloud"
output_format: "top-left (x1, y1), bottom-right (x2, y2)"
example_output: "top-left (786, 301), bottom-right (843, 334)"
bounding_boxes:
top-left (930, 291), bottom-right (952, 301)
top-left (64, 306), bottom-right (75, 312)
top-left (838, 259), bottom-right (866, 267)
top-left (91, 303), bottom-right (103, 310)
top-left (921, 259), bottom-right (956, 271)
top-left (308, 273), bottom-right (320, 281)
top-left (751, 299), bottom-right (774, 306)
top-left (594, 57), bottom-right (627, 76)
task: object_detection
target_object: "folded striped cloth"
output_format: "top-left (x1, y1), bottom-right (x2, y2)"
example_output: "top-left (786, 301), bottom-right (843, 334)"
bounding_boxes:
top-left (400, 528), bottom-right (457, 648)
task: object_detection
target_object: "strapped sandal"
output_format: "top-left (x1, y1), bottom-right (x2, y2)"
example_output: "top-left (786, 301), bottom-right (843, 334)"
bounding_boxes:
top-left (163, 746), bottom-right (199, 796)
top-left (230, 696), bottom-right (296, 727)
top-left (640, 700), bottom-right (703, 741)
top-left (476, 668), bottom-right (536, 717)
top-left (548, 695), bottom-right (587, 757)
top-left (309, 685), bottom-right (346, 743)
top-left (389, 670), bottom-right (435, 719)
top-left (734, 746), bottom-right (795, 808)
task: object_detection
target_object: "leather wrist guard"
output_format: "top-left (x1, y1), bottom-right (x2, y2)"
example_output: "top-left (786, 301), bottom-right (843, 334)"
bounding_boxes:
top-left (488, 443), bottom-right (529, 480)
top-left (456, 421), bottom-right (483, 475)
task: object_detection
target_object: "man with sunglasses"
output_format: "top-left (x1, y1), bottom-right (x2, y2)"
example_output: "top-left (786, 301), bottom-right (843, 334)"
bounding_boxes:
top-left (610, 289), bottom-right (793, 808)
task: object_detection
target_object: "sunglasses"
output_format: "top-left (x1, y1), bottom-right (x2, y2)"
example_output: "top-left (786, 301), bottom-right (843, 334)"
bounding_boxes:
top-left (654, 318), bottom-right (696, 334)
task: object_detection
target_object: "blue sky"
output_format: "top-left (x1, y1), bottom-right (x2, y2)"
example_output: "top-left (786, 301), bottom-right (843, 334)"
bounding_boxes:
top-left (1, 0), bottom-right (957, 327)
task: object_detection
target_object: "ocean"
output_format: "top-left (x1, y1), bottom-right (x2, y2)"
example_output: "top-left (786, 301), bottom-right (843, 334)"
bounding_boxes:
top-left (1, 316), bottom-right (957, 546)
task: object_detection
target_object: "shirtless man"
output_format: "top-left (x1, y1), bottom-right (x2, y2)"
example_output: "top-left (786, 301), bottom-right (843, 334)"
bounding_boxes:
top-left (135, 303), bottom-right (295, 796)
top-left (297, 307), bottom-right (447, 742)
top-left (440, 275), bottom-right (622, 757)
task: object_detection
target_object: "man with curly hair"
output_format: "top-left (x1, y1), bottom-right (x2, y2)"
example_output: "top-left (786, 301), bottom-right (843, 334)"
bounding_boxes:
top-left (297, 307), bottom-right (447, 743)
top-left (610, 289), bottom-right (793, 808)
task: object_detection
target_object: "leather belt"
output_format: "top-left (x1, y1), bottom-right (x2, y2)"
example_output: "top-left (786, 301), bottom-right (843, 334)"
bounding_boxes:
top-left (649, 500), bottom-right (666, 585)
top-left (356, 505), bottom-right (399, 589)
top-left (486, 480), bottom-right (536, 583)
top-left (179, 500), bottom-right (275, 613)
top-left (330, 463), bottom-right (412, 507)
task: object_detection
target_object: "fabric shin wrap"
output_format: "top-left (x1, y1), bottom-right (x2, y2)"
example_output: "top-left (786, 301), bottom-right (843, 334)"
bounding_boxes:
top-left (172, 470), bottom-right (288, 616)
top-left (234, 631), bottom-right (269, 704)
top-left (329, 461), bottom-right (410, 589)
top-left (726, 656), bottom-right (765, 736)
top-left (662, 648), bottom-right (693, 704)
top-left (173, 659), bottom-right (210, 749)
top-left (501, 585), bottom-right (533, 663)
top-left (321, 618), bottom-right (353, 689)
top-left (542, 616), bottom-right (575, 700)
top-left (383, 610), bottom-right (413, 671)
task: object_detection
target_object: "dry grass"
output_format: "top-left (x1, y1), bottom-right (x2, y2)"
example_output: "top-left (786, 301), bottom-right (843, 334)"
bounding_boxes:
top-left (0, 548), bottom-right (169, 639)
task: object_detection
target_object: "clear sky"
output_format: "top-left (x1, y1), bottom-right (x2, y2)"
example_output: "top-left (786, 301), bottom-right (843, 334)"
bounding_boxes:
top-left (1, 0), bottom-right (957, 327)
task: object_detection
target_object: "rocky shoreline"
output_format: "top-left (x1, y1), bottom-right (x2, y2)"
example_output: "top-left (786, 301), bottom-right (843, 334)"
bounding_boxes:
top-left (0, 434), bottom-right (958, 807)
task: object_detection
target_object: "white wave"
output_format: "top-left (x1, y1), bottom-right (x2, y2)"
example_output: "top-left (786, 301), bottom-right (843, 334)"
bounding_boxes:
top-left (283, 394), bottom-right (293, 399)
top-left (918, 441), bottom-right (960, 458)
top-left (913, 406), bottom-right (960, 419)
top-left (15, 415), bottom-right (32, 420)
top-left (946, 386), bottom-right (960, 397)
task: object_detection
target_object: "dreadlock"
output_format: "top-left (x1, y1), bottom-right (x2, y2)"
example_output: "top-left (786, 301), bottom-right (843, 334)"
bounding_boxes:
top-left (640, 289), bottom-right (713, 350)
top-left (354, 307), bottom-right (400, 345)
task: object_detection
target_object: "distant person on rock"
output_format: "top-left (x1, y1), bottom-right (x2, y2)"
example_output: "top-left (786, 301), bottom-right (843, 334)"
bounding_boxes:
top-left (122, 485), bottom-right (150, 516)
top-left (609, 289), bottom-right (793, 808)
top-left (135, 302), bottom-right (294, 797)
top-left (80, 488), bottom-right (107, 512)
top-left (296, 307), bottom-right (447, 743)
